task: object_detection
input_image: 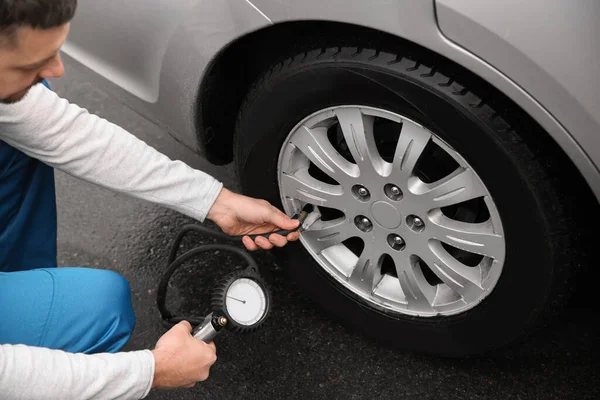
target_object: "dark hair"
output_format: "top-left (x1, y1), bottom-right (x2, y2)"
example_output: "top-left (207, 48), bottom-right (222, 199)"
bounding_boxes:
top-left (0, 0), bottom-right (77, 44)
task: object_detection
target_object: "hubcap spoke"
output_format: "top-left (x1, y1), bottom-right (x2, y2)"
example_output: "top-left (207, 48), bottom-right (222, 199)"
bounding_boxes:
top-left (280, 168), bottom-right (346, 210)
top-left (428, 210), bottom-right (504, 260)
top-left (389, 253), bottom-right (436, 310)
top-left (302, 219), bottom-right (356, 253)
top-left (348, 245), bottom-right (384, 294)
top-left (412, 167), bottom-right (486, 210)
top-left (290, 126), bottom-right (359, 183)
top-left (392, 122), bottom-right (432, 179)
top-left (335, 108), bottom-right (389, 178)
top-left (421, 241), bottom-right (484, 303)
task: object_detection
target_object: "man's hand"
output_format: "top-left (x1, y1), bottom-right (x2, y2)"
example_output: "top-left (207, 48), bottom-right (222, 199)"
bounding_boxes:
top-left (207, 188), bottom-right (301, 251)
top-left (151, 321), bottom-right (217, 389)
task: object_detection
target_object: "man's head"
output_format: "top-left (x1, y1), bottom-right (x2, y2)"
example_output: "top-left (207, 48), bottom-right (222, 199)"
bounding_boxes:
top-left (0, 0), bottom-right (77, 103)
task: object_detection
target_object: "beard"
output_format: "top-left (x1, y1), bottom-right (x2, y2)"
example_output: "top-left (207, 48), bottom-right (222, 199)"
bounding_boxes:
top-left (0, 78), bottom-right (44, 104)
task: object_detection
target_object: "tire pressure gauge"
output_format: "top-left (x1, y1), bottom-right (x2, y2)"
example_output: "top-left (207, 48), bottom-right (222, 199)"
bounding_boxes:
top-left (192, 266), bottom-right (271, 342)
top-left (157, 206), bottom-right (315, 340)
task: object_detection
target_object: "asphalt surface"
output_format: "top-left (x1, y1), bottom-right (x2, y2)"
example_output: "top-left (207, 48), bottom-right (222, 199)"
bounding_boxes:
top-left (50, 62), bottom-right (600, 400)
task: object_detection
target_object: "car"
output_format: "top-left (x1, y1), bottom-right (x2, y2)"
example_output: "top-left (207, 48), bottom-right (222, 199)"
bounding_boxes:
top-left (59, 0), bottom-right (600, 357)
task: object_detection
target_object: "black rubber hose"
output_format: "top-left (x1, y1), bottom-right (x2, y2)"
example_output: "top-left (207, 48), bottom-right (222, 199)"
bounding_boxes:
top-left (156, 211), bottom-right (308, 328)
top-left (157, 240), bottom-right (257, 327)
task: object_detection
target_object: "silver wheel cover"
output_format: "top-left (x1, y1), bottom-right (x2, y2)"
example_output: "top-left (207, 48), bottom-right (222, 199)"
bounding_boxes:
top-left (277, 106), bottom-right (506, 317)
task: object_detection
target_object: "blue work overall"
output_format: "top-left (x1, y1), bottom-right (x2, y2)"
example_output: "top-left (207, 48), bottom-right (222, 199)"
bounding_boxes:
top-left (0, 81), bottom-right (135, 353)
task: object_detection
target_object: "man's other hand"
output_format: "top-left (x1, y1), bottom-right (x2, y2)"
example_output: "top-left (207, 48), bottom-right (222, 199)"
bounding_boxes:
top-left (207, 188), bottom-right (301, 251)
top-left (151, 321), bottom-right (217, 389)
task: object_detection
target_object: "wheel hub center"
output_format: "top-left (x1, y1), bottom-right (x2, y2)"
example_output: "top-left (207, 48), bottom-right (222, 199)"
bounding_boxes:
top-left (370, 201), bottom-right (401, 229)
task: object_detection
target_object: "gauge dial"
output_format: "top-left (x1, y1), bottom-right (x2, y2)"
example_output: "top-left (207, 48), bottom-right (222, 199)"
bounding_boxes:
top-left (225, 278), bottom-right (267, 326)
top-left (211, 268), bottom-right (271, 333)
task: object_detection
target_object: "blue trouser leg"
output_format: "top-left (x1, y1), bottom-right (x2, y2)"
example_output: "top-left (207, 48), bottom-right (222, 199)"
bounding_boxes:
top-left (0, 81), bottom-right (136, 353)
top-left (0, 267), bottom-right (136, 353)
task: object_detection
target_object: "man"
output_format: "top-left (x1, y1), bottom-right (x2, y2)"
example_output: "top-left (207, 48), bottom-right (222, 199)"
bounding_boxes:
top-left (0, 1), bottom-right (300, 398)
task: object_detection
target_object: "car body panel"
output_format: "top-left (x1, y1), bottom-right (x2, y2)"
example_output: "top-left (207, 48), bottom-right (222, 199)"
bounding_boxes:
top-left (62, 0), bottom-right (271, 151)
top-left (60, 0), bottom-right (600, 201)
top-left (436, 0), bottom-right (600, 197)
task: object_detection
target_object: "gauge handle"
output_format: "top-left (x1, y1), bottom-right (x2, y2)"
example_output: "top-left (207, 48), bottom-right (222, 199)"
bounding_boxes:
top-left (192, 313), bottom-right (226, 342)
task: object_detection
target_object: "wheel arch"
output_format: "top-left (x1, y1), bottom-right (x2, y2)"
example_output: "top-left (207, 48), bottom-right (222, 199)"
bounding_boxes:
top-left (195, 19), bottom-right (599, 217)
top-left (195, 20), bottom-right (407, 165)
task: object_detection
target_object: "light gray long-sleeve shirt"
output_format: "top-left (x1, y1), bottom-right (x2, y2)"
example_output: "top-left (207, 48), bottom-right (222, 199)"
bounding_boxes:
top-left (0, 83), bottom-right (224, 399)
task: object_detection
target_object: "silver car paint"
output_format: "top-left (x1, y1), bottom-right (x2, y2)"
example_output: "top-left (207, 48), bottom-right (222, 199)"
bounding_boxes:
top-left (436, 0), bottom-right (600, 200)
top-left (60, 0), bottom-right (600, 201)
top-left (62, 0), bottom-right (271, 151)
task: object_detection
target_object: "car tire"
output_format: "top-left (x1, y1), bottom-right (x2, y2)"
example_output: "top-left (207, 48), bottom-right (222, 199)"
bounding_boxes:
top-left (234, 46), bottom-right (577, 357)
